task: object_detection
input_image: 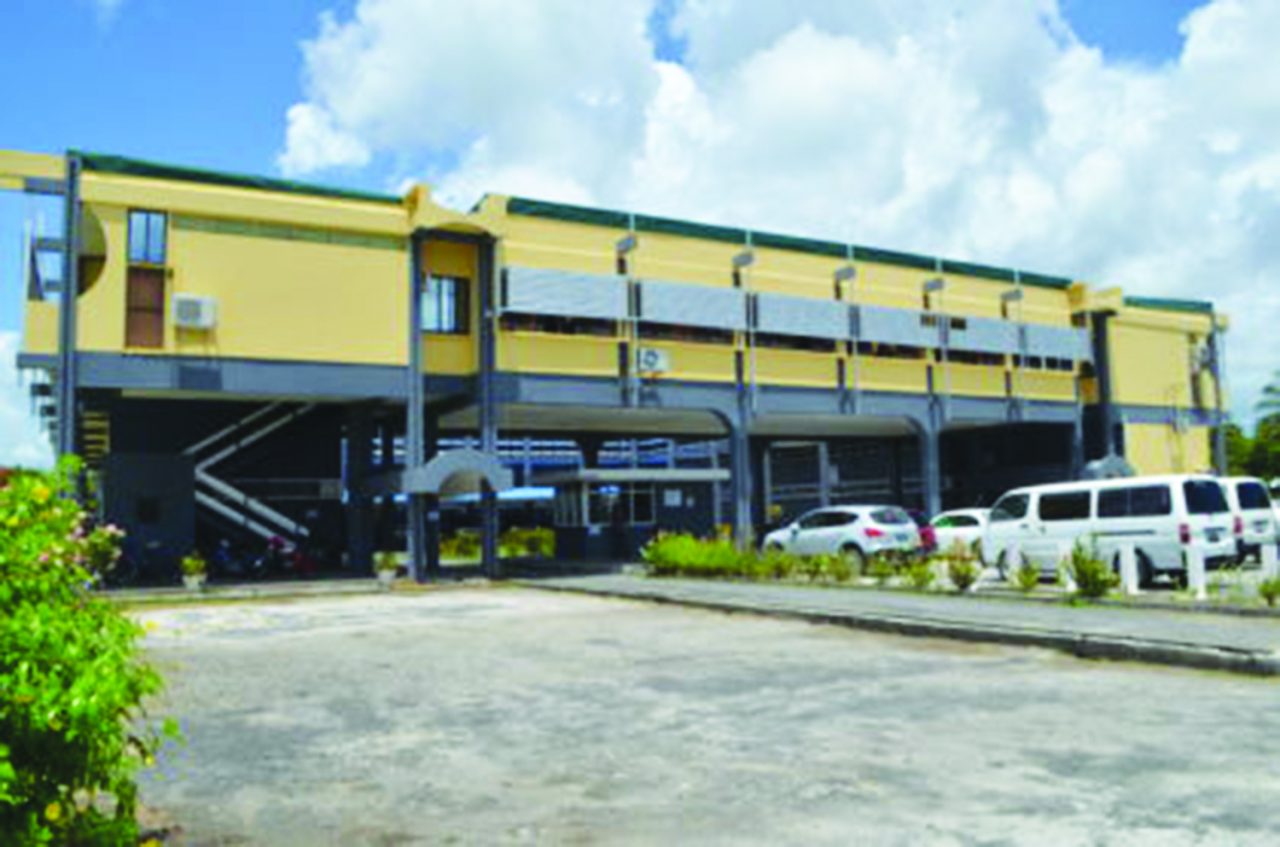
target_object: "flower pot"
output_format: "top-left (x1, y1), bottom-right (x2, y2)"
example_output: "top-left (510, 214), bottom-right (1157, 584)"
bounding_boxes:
top-left (183, 574), bottom-right (206, 592)
top-left (377, 569), bottom-right (396, 590)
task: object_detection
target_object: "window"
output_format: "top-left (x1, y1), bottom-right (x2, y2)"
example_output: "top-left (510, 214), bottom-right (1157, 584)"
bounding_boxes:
top-left (639, 322), bottom-right (734, 345)
top-left (934, 515), bottom-right (979, 529)
top-left (1238, 482), bottom-right (1271, 510)
top-left (1098, 486), bottom-right (1172, 518)
top-left (1038, 491), bottom-right (1091, 521)
top-left (799, 510), bottom-right (856, 529)
top-left (990, 494), bottom-right (1029, 522)
top-left (754, 332), bottom-right (836, 353)
top-left (421, 275), bottom-right (469, 334)
top-left (870, 507), bottom-right (911, 525)
top-left (499, 312), bottom-right (616, 337)
top-left (1184, 480), bottom-right (1228, 515)
top-left (128, 210), bottom-right (167, 264)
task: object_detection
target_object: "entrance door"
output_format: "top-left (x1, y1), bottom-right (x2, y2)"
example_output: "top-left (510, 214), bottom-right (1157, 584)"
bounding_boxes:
top-left (126, 267), bottom-right (165, 348)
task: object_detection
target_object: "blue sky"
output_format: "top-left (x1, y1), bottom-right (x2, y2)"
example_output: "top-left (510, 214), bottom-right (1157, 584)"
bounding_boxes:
top-left (0, 0), bottom-right (1207, 333)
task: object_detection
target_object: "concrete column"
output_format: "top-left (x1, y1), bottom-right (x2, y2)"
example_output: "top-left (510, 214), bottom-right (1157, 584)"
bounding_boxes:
top-left (579, 437), bottom-right (604, 468)
top-left (749, 438), bottom-right (770, 531)
top-left (1118, 542), bottom-right (1140, 595)
top-left (344, 405), bottom-right (375, 573)
top-left (1186, 548), bottom-right (1208, 601)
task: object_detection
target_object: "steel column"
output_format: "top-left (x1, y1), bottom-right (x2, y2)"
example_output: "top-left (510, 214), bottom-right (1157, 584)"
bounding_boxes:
top-left (55, 153), bottom-right (82, 458)
top-left (478, 237), bottom-right (500, 578)
top-left (920, 426), bottom-right (942, 517)
top-left (816, 440), bottom-right (831, 507)
top-left (344, 404), bottom-right (375, 572)
top-left (406, 231), bottom-right (428, 581)
top-left (1210, 325), bottom-right (1228, 475)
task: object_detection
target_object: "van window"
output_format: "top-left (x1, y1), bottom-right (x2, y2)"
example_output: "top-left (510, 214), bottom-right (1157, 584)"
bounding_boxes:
top-left (1098, 485), bottom-right (1172, 518)
top-left (990, 494), bottom-right (1029, 522)
top-left (1237, 482), bottom-right (1271, 510)
top-left (1183, 480), bottom-right (1228, 515)
top-left (1038, 491), bottom-right (1091, 522)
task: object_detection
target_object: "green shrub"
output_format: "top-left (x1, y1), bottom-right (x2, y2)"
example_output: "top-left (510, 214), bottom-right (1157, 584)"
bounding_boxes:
top-left (759, 547), bottom-right (797, 581)
top-left (801, 554), bottom-right (827, 582)
top-left (180, 550), bottom-right (207, 576)
top-left (1012, 556), bottom-right (1040, 593)
top-left (499, 526), bottom-right (555, 559)
top-left (0, 458), bottom-right (178, 845)
top-left (374, 551), bottom-right (399, 573)
top-left (1065, 539), bottom-right (1117, 599)
top-left (1259, 576), bottom-right (1280, 608)
top-left (821, 553), bottom-right (854, 584)
top-left (905, 557), bottom-right (936, 591)
top-left (866, 553), bottom-right (897, 586)
top-left (944, 541), bottom-right (981, 592)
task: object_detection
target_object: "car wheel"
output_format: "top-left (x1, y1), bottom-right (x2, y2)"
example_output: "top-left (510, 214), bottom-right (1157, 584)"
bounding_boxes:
top-left (840, 544), bottom-right (866, 573)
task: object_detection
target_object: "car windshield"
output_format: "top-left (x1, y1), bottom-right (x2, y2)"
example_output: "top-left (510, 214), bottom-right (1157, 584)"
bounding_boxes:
top-left (990, 494), bottom-right (1029, 522)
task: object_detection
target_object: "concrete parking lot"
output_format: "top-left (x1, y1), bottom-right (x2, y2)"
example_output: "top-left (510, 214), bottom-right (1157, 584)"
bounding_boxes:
top-left (141, 588), bottom-right (1280, 845)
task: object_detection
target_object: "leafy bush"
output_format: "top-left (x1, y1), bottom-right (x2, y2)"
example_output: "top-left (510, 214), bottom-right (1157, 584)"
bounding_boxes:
top-left (943, 541), bottom-right (981, 593)
top-left (180, 551), bottom-right (207, 576)
top-left (905, 557), bottom-right (937, 591)
top-left (441, 529), bottom-right (482, 560)
top-left (1012, 555), bottom-right (1040, 593)
top-left (1258, 576), bottom-right (1280, 608)
top-left (374, 551), bottom-right (399, 573)
top-left (1065, 539), bottom-right (1117, 599)
top-left (0, 458), bottom-right (177, 845)
top-left (866, 553), bottom-right (898, 586)
top-left (823, 553), bottom-right (854, 584)
top-left (499, 527), bottom-right (555, 559)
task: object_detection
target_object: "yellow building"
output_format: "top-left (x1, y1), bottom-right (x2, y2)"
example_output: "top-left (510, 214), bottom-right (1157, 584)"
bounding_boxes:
top-left (2, 149), bottom-right (1226, 577)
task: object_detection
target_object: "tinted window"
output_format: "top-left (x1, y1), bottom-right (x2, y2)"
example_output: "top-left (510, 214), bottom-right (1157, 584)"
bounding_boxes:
top-left (1238, 482), bottom-right (1271, 510)
top-left (870, 508), bottom-right (910, 525)
top-left (799, 511), bottom-right (856, 529)
top-left (1183, 480), bottom-right (1228, 515)
top-left (990, 494), bottom-right (1029, 522)
top-left (934, 515), bottom-right (979, 528)
top-left (1038, 492), bottom-right (1091, 521)
top-left (1097, 485), bottom-right (1172, 518)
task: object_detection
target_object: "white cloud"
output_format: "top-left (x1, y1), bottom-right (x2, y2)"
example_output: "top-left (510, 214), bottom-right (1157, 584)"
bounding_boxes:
top-left (281, 0), bottom-right (1280, 424)
top-left (0, 331), bottom-right (53, 470)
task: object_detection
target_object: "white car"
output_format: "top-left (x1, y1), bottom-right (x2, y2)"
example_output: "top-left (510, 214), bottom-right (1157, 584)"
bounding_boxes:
top-left (1218, 476), bottom-right (1277, 563)
top-left (929, 509), bottom-right (989, 556)
top-left (983, 474), bottom-right (1236, 586)
top-left (762, 505), bottom-right (921, 569)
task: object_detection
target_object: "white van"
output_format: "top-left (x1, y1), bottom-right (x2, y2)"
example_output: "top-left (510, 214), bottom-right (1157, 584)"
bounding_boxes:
top-left (983, 475), bottom-right (1236, 586)
top-left (1218, 476), bottom-right (1277, 562)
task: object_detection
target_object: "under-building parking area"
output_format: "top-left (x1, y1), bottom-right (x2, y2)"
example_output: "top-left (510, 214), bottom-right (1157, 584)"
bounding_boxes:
top-left (141, 588), bottom-right (1280, 845)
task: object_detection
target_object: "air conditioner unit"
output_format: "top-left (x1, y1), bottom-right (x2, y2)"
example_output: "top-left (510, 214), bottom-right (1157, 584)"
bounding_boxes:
top-left (173, 294), bottom-right (217, 330)
top-left (636, 346), bottom-right (671, 375)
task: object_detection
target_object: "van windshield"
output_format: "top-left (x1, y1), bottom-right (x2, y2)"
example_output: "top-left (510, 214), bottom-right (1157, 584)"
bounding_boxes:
top-left (1183, 481), bottom-right (1228, 515)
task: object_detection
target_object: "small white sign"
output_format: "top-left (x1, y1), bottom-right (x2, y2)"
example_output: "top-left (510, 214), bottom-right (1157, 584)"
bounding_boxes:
top-left (663, 489), bottom-right (683, 508)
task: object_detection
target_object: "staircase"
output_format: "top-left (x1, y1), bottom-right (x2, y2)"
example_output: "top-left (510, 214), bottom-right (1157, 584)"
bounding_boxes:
top-left (184, 403), bottom-right (316, 543)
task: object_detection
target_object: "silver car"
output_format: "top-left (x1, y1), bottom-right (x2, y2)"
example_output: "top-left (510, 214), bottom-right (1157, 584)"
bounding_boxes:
top-left (762, 505), bottom-right (921, 569)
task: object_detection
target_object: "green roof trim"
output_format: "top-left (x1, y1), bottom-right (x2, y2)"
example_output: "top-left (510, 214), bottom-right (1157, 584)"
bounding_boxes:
top-left (74, 150), bottom-right (403, 206)
top-left (507, 195), bottom-right (1074, 290)
top-left (1124, 296), bottom-right (1215, 315)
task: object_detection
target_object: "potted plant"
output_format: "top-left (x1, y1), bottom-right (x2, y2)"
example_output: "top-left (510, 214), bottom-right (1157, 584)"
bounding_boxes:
top-left (374, 551), bottom-right (399, 589)
top-left (180, 551), bottom-right (208, 591)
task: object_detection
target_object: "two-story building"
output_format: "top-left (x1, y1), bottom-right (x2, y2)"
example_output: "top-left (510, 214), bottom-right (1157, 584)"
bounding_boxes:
top-left (2, 149), bottom-right (1227, 579)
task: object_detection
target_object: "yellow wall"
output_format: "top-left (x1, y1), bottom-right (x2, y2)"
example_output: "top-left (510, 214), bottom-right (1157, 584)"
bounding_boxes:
top-left (22, 300), bottom-right (58, 355)
top-left (1125, 422), bottom-right (1212, 475)
top-left (1109, 311), bottom-right (1211, 409)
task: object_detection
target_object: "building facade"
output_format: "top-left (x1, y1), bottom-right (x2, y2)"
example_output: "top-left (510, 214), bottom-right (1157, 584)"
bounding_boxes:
top-left (2, 149), bottom-right (1227, 577)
